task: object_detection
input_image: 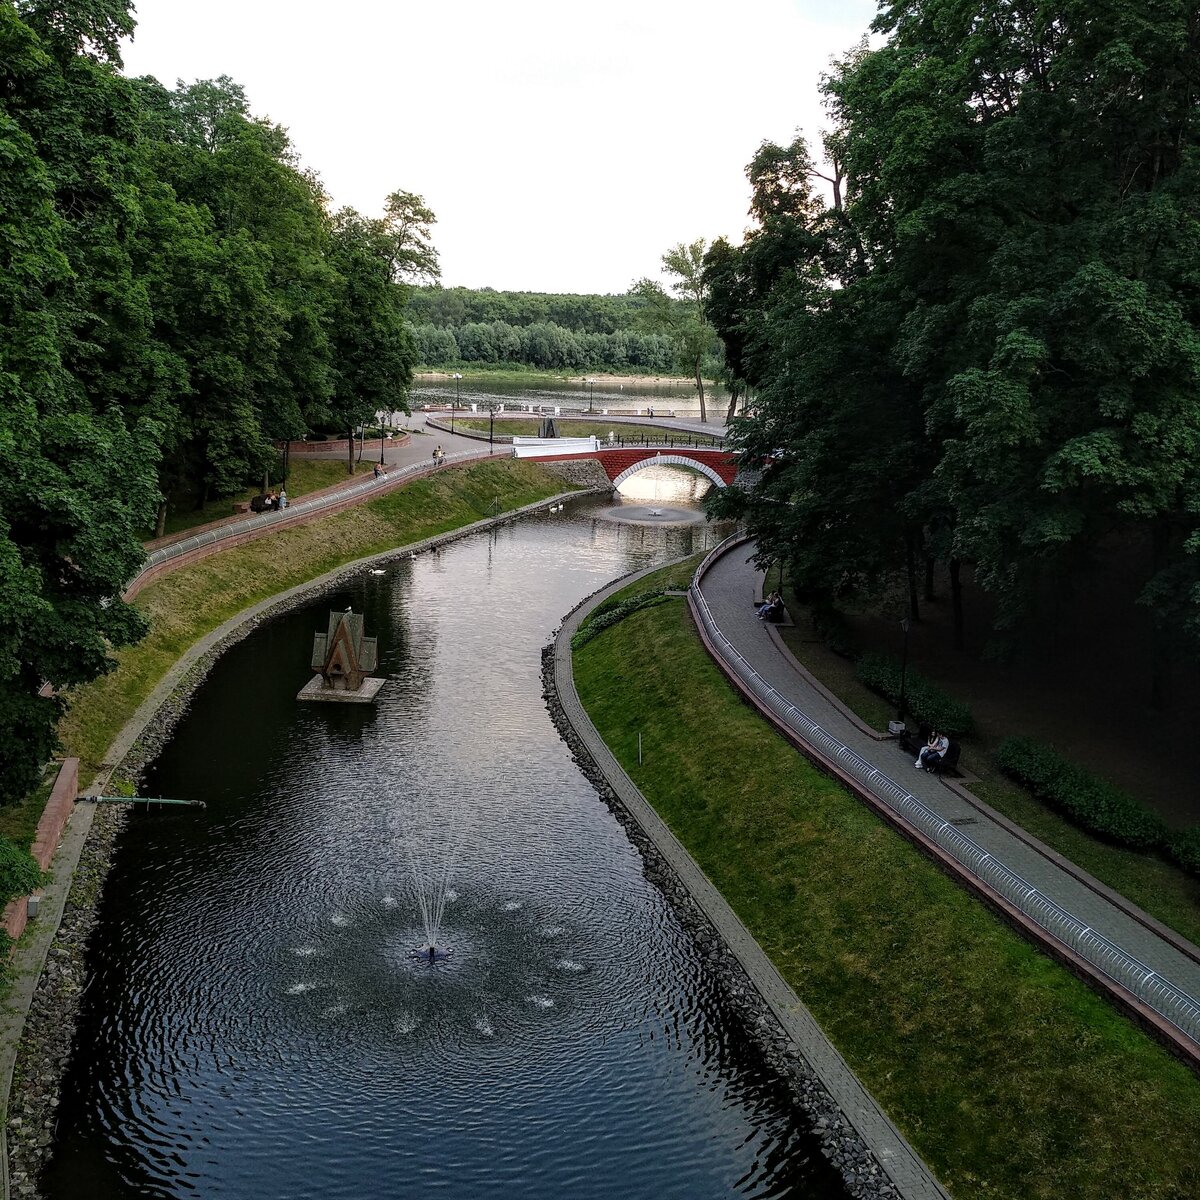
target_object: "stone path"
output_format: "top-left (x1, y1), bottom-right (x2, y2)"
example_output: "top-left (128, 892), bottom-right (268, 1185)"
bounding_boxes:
top-left (695, 540), bottom-right (1200, 1057)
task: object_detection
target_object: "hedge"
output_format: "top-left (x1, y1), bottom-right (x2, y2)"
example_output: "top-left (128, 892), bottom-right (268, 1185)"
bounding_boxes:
top-left (572, 590), bottom-right (671, 649)
top-left (855, 653), bottom-right (974, 737)
top-left (995, 737), bottom-right (1176, 859)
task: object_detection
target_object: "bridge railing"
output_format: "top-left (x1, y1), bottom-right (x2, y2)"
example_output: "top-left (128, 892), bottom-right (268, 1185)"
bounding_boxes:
top-left (689, 535), bottom-right (1200, 1050)
top-left (604, 433), bottom-right (724, 450)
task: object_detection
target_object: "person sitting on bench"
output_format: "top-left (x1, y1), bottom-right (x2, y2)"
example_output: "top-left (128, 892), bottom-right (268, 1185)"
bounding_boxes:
top-left (915, 729), bottom-right (949, 771)
top-left (757, 592), bottom-right (783, 621)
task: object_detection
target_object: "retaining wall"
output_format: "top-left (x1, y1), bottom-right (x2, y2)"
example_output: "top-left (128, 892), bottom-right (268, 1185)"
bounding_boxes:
top-left (3, 759), bottom-right (78, 944)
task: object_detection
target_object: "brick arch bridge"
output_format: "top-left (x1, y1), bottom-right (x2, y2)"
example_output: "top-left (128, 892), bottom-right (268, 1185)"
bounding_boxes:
top-left (545, 447), bottom-right (738, 488)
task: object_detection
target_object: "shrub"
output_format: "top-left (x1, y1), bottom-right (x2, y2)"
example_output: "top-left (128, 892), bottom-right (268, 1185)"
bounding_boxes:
top-left (811, 603), bottom-right (856, 659)
top-left (0, 838), bottom-right (41, 901)
top-left (572, 591), bottom-right (671, 649)
top-left (1166, 827), bottom-right (1200, 876)
top-left (995, 737), bottom-right (1169, 856)
top-left (855, 653), bottom-right (974, 737)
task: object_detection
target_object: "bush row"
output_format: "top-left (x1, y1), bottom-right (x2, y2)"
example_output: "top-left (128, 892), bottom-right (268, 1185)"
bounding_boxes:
top-left (0, 838), bottom-right (41, 903)
top-left (855, 653), bottom-right (975, 737)
top-left (996, 737), bottom-right (1200, 875)
top-left (572, 591), bottom-right (671, 650)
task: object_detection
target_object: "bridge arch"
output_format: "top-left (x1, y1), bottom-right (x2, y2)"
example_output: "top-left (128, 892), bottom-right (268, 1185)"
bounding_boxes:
top-left (610, 453), bottom-right (728, 491)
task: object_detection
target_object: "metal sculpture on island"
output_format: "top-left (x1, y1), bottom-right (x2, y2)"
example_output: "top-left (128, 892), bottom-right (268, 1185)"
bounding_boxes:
top-left (298, 607), bottom-right (386, 703)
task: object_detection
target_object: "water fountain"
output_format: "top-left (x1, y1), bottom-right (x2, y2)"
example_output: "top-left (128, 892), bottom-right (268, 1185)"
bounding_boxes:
top-left (397, 789), bottom-right (462, 962)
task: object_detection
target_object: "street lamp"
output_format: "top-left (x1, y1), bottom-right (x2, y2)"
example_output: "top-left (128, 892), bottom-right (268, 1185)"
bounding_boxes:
top-left (379, 410), bottom-right (388, 466)
top-left (898, 616), bottom-right (911, 722)
top-left (451, 373), bottom-right (462, 434)
top-left (488, 400), bottom-right (496, 452)
top-left (586, 377), bottom-right (596, 413)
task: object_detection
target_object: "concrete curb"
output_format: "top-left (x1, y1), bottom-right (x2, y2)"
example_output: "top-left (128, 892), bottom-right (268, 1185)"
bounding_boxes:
top-left (549, 568), bottom-right (950, 1200)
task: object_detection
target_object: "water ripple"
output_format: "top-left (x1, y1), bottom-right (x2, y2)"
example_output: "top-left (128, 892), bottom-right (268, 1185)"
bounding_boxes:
top-left (42, 498), bottom-right (844, 1200)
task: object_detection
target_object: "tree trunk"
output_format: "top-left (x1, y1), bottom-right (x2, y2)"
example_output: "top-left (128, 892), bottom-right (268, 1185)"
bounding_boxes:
top-left (1150, 518), bottom-right (1172, 710)
top-left (725, 383), bottom-right (740, 422)
top-left (924, 553), bottom-right (935, 602)
top-left (694, 360), bottom-right (706, 423)
top-left (950, 558), bottom-right (964, 651)
top-left (154, 498), bottom-right (167, 539)
top-left (905, 532), bottom-right (920, 622)
top-left (347, 427), bottom-right (355, 475)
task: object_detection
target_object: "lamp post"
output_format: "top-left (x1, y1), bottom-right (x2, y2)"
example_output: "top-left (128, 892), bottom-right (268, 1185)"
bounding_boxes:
top-left (488, 400), bottom-right (496, 452)
top-left (586, 377), bottom-right (596, 413)
top-left (379, 410), bottom-right (388, 466)
top-left (451, 373), bottom-right (462, 434)
top-left (898, 616), bottom-right (911, 722)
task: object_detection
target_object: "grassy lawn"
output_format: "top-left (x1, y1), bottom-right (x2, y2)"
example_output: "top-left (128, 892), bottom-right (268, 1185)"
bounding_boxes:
top-left (768, 585), bottom-right (1200, 948)
top-left (451, 417), bottom-right (722, 445)
top-left (62, 460), bottom-right (570, 781)
top-left (573, 595), bottom-right (1200, 1200)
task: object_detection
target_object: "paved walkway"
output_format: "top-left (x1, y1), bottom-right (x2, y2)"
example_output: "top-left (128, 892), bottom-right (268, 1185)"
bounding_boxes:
top-left (696, 541), bottom-right (1200, 1057)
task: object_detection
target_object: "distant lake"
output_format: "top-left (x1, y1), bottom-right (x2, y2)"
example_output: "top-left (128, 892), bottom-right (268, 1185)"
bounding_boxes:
top-left (412, 374), bottom-right (729, 420)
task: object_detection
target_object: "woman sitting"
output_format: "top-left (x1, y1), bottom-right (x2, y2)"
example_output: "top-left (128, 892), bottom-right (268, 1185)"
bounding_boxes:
top-left (757, 592), bottom-right (782, 620)
top-left (915, 729), bottom-right (949, 771)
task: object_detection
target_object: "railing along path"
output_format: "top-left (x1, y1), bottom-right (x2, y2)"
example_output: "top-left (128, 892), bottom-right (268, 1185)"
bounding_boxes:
top-left (690, 539), bottom-right (1200, 1050)
top-left (137, 450), bottom-right (482, 580)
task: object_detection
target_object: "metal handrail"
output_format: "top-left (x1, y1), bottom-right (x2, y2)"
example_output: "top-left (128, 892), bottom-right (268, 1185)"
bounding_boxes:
top-left (134, 449), bottom-right (487, 583)
top-left (689, 548), bottom-right (1200, 1047)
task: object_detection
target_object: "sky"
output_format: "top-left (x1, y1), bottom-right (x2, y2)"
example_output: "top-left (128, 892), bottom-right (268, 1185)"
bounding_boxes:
top-left (120, 0), bottom-right (879, 295)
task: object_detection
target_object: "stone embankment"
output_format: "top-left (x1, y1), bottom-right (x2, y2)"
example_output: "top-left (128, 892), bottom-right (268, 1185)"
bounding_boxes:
top-left (540, 639), bottom-right (904, 1200)
top-left (6, 804), bottom-right (125, 1198)
top-left (538, 460), bottom-right (612, 489)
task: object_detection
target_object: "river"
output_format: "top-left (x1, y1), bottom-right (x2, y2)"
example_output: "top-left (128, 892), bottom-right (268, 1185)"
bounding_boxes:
top-left (42, 482), bottom-right (846, 1199)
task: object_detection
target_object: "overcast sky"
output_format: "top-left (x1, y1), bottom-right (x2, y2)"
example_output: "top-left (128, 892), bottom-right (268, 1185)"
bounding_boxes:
top-left (120, 0), bottom-right (878, 295)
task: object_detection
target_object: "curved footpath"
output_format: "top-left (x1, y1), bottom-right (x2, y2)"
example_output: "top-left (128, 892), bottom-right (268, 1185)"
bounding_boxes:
top-left (551, 566), bottom-right (950, 1200)
top-left (692, 538), bottom-right (1200, 1062)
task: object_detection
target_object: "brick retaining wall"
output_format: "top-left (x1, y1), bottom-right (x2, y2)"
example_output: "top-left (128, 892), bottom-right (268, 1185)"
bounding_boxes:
top-left (3, 759), bottom-right (78, 944)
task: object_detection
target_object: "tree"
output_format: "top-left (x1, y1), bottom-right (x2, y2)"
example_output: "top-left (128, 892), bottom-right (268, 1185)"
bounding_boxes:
top-left (631, 239), bottom-right (719, 421)
top-left (325, 209), bottom-right (418, 473)
top-left (1, 0), bottom-right (161, 801)
top-left (711, 0), bottom-right (1200, 701)
top-left (380, 190), bottom-right (441, 284)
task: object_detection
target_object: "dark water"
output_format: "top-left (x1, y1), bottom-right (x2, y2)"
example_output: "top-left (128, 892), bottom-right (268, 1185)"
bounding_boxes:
top-left (43, 493), bottom-right (846, 1200)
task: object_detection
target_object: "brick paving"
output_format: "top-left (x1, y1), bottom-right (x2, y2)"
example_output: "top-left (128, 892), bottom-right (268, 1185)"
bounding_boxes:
top-left (696, 542), bottom-right (1200, 1053)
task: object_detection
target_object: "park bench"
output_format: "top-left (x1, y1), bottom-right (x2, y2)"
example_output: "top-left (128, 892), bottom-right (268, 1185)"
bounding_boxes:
top-left (896, 722), bottom-right (963, 777)
top-left (752, 596), bottom-right (793, 627)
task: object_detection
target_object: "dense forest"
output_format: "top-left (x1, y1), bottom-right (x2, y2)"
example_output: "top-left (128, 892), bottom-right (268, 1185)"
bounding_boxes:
top-left (407, 284), bottom-right (716, 376)
top-left (706, 1), bottom-right (1200, 704)
top-left (0, 0), bottom-right (424, 802)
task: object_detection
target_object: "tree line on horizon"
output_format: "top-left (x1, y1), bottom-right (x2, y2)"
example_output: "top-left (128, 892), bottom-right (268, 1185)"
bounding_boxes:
top-left (704, 0), bottom-right (1200, 706)
top-left (0, 0), bottom-right (430, 803)
top-left (406, 284), bottom-right (721, 379)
